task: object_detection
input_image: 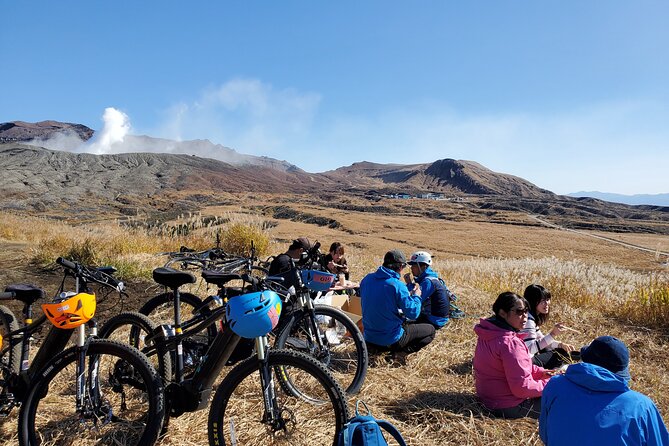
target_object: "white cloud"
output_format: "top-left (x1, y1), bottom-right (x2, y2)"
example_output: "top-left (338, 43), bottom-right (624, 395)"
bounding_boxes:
top-left (155, 78), bottom-right (321, 159)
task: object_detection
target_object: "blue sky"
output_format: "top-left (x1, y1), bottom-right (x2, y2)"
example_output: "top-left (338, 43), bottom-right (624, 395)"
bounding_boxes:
top-left (1, 1), bottom-right (667, 195)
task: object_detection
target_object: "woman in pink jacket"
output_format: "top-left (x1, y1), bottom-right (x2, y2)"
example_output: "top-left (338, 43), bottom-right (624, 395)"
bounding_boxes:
top-left (473, 291), bottom-right (552, 419)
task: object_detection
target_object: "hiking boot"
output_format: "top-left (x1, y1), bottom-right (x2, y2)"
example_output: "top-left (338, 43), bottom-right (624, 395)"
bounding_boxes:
top-left (389, 351), bottom-right (409, 366)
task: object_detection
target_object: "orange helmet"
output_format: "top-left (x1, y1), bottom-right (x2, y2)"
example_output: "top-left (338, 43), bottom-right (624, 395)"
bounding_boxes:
top-left (42, 292), bottom-right (96, 329)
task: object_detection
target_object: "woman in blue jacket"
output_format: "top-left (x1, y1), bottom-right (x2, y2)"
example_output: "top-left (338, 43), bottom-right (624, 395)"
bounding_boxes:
top-left (540, 336), bottom-right (669, 446)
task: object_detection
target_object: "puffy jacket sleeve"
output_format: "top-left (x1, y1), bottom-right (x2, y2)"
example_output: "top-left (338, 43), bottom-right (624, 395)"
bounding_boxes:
top-left (418, 278), bottom-right (435, 304)
top-left (395, 282), bottom-right (422, 320)
top-left (521, 319), bottom-right (558, 356)
top-left (500, 337), bottom-right (549, 399)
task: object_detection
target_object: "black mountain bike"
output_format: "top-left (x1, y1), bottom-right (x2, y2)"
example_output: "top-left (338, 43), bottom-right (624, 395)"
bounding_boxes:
top-left (0, 257), bottom-right (164, 445)
top-left (136, 241), bottom-right (367, 396)
top-left (100, 267), bottom-right (349, 446)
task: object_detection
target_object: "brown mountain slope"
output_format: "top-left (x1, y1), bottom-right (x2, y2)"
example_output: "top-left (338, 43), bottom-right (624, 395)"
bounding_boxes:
top-left (323, 159), bottom-right (554, 198)
top-left (0, 144), bottom-right (334, 216)
top-left (0, 121), bottom-right (94, 142)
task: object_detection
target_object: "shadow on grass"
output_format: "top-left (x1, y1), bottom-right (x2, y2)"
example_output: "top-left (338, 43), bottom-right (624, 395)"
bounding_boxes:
top-left (445, 360), bottom-right (473, 375)
top-left (387, 390), bottom-right (491, 420)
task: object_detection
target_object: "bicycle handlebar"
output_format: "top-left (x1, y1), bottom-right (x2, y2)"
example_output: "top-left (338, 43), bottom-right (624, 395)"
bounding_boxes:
top-left (56, 256), bottom-right (77, 270)
top-left (56, 257), bottom-right (125, 292)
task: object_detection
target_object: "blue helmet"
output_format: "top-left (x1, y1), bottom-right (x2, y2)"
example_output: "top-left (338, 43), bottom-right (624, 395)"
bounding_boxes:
top-left (226, 290), bottom-right (282, 338)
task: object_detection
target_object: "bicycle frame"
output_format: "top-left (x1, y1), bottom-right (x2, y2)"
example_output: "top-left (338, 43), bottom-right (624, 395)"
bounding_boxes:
top-left (141, 284), bottom-right (291, 429)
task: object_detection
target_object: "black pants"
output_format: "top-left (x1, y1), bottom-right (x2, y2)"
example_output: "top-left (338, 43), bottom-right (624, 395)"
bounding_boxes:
top-left (532, 348), bottom-right (581, 369)
top-left (490, 397), bottom-right (542, 419)
top-left (390, 322), bottom-right (436, 354)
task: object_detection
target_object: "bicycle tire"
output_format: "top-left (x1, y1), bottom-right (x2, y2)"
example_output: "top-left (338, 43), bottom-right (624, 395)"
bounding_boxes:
top-left (275, 304), bottom-right (368, 395)
top-left (18, 339), bottom-right (165, 446)
top-left (98, 311), bottom-right (172, 382)
top-left (139, 291), bottom-right (217, 378)
top-left (207, 349), bottom-right (349, 446)
top-left (0, 304), bottom-right (21, 375)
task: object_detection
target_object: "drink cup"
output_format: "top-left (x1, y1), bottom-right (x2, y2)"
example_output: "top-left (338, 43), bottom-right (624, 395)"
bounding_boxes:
top-left (338, 273), bottom-right (346, 286)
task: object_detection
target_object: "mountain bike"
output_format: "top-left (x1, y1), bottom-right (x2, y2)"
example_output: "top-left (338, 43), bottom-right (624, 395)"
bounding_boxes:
top-left (99, 267), bottom-right (349, 445)
top-left (136, 242), bottom-right (268, 376)
top-left (0, 257), bottom-right (165, 445)
top-left (268, 242), bottom-right (368, 396)
top-left (138, 240), bottom-right (367, 396)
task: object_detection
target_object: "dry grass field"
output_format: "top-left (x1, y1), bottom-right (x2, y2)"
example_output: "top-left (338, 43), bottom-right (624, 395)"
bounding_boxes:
top-left (0, 193), bottom-right (668, 445)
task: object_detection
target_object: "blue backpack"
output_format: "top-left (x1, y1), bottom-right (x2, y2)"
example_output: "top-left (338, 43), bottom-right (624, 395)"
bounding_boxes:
top-left (338, 401), bottom-right (408, 446)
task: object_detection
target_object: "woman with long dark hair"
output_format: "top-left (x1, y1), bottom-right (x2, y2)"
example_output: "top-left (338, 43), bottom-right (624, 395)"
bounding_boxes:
top-left (521, 284), bottom-right (578, 369)
top-left (473, 292), bottom-right (552, 419)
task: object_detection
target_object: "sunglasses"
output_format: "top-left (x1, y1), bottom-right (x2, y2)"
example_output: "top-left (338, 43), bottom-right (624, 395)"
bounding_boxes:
top-left (512, 307), bottom-right (529, 316)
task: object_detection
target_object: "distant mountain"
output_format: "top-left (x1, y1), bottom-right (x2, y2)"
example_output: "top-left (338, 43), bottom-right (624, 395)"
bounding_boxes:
top-left (1, 120), bottom-right (667, 235)
top-left (567, 191), bottom-right (669, 207)
top-left (0, 120), bottom-right (300, 172)
top-left (0, 144), bottom-right (332, 216)
top-left (323, 159), bottom-right (554, 198)
top-left (0, 120), bottom-right (94, 142)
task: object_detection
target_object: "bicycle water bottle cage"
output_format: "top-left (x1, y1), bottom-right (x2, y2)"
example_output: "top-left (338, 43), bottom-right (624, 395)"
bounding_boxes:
top-left (42, 292), bottom-right (96, 329)
top-left (226, 291), bottom-right (282, 338)
top-left (300, 270), bottom-right (336, 292)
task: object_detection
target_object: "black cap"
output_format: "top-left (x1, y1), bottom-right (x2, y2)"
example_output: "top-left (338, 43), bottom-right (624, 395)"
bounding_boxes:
top-left (581, 336), bottom-right (630, 380)
top-left (383, 249), bottom-right (406, 267)
top-left (292, 237), bottom-right (312, 250)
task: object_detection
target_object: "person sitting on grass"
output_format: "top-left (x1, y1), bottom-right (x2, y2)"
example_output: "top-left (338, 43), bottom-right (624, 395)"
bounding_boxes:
top-left (404, 250), bottom-right (453, 329)
top-left (321, 242), bottom-right (350, 280)
top-left (268, 237), bottom-right (312, 291)
top-left (521, 284), bottom-right (579, 369)
top-left (540, 336), bottom-right (669, 445)
top-left (359, 249), bottom-right (435, 364)
top-left (473, 292), bottom-right (552, 419)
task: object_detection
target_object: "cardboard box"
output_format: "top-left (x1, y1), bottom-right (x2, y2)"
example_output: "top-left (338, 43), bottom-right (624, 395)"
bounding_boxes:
top-left (329, 294), bottom-right (363, 331)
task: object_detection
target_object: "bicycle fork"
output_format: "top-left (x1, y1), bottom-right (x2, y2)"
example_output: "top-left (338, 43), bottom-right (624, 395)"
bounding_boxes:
top-left (255, 336), bottom-right (289, 434)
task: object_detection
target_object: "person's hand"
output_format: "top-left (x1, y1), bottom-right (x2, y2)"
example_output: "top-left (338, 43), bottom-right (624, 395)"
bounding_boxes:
top-left (558, 342), bottom-right (575, 352)
top-left (404, 273), bottom-right (413, 285)
top-left (413, 283), bottom-right (422, 297)
top-left (542, 369), bottom-right (562, 379)
top-left (550, 323), bottom-right (565, 337)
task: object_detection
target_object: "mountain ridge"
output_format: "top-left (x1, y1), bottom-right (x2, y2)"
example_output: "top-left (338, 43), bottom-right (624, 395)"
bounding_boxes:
top-left (567, 191), bottom-right (669, 207)
top-left (1, 120), bottom-right (668, 235)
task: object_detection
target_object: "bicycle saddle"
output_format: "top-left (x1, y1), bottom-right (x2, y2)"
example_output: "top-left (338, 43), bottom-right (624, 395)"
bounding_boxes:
top-left (5, 283), bottom-right (45, 304)
top-left (152, 267), bottom-right (196, 289)
top-left (201, 270), bottom-right (242, 287)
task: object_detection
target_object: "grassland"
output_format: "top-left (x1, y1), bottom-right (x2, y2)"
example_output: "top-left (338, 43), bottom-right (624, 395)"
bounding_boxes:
top-left (0, 193), bottom-right (667, 445)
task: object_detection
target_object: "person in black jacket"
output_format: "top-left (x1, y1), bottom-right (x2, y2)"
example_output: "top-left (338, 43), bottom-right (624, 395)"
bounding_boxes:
top-left (268, 237), bottom-right (312, 290)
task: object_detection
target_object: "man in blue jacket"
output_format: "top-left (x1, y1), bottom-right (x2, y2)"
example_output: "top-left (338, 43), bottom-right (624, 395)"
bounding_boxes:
top-left (360, 249), bottom-right (436, 363)
top-left (540, 336), bottom-right (669, 446)
top-left (405, 251), bottom-right (453, 329)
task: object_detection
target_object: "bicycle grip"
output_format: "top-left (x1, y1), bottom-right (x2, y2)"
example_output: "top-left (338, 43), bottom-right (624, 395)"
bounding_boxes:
top-left (56, 257), bottom-right (77, 270)
top-left (0, 291), bottom-right (15, 300)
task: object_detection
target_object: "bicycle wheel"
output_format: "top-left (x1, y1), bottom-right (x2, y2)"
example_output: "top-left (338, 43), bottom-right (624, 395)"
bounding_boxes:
top-left (19, 339), bottom-right (165, 446)
top-left (0, 305), bottom-right (21, 375)
top-left (98, 311), bottom-right (172, 382)
top-left (275, 304), bottom-right (367, 395)
top-left (208, 349), bottom-right (349, 446)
